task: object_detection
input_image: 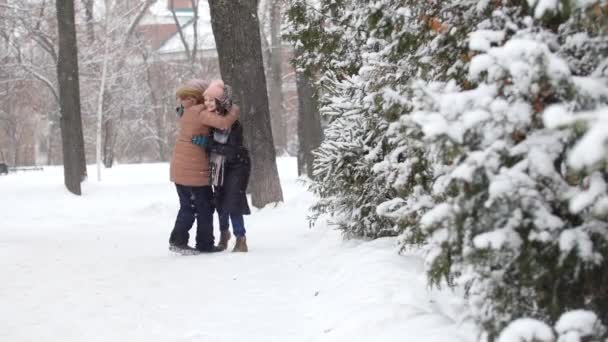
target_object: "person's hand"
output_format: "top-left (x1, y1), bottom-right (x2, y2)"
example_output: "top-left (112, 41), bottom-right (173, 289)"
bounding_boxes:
top-left (191, 135), bottom-right (210, 148)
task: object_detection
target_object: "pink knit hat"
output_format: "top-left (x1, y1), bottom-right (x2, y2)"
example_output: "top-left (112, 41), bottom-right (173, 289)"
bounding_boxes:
top-left (203, 79), bottom-right (225, 100)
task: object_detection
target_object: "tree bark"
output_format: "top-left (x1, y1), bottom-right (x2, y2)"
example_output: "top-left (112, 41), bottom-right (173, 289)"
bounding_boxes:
top-left (55, 0), bottom-right (87, 195)
top-left (295, 59), bottom-right (323, 178)
top-left (268, 1), bottom-right (286, 152)
top-left (208, 0), bottom-right (284, 207)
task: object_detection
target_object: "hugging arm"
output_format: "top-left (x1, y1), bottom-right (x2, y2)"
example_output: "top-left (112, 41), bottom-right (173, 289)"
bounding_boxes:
top-left (198, 105), bottom-right (239, 130)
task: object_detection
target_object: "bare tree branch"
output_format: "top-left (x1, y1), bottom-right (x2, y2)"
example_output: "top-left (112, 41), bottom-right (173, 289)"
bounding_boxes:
top-left (30, 33), bottom-right (58, 62)
top-left (190, 0), bottom-right (199, 63)
top-left (169, 0), bottom-right (192, 64)
top-left (0, 3), bottom-right (30, 11)
top-left (20, 64), bottom-right (59, 105)
top-left (122, 0), bottom-right (156, 47)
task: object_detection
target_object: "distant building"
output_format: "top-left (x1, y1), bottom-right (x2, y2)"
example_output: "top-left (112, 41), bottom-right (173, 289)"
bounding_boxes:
top-left (137, 0), bottom-right (217, 62)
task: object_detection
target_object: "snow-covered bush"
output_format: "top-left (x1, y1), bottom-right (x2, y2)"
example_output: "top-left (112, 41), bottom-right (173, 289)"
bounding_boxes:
top-left (287, 0), bottom-right (608, 339)
top-left (498, 310), bottom-right (606, 342)
top-left (416, 2), bottom-right (608, 338)
top-left (307, 73), bottom-right (398, 237)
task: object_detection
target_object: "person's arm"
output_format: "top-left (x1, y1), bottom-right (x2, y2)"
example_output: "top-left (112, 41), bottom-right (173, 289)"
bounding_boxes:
top-left (198, 105), bottom-right (240, 130)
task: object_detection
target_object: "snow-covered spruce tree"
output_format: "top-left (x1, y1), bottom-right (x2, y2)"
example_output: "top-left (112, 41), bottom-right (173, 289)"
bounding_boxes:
top-left (285, 0), bottom-right (368, 78)
top-left (285, 0), bottom-right (499, 238)
top-left (286, 0), bottom-right (399, 237)
top-left (415, 1), bottom-right (608, 339)
top-left (363, 0), bottom-right (521, 246)
top-left (307, 73), bottom-right (398, 237)
top-left (288, 0), bottom-right (608, 338)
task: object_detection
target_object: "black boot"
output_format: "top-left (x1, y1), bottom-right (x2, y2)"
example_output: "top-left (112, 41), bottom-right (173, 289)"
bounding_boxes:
top-left (196, 245), bottom-right (224, 253)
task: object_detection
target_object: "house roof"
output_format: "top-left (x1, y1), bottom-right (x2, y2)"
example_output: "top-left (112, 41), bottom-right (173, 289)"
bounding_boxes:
top-left (148, 0), bottom-right (211, 22)
top-left (144, 0), bottom-right (216, 54)
top-left (137, 23), bottom-right (180, 50)
top-left (157, 18), bottom-right (215, 54)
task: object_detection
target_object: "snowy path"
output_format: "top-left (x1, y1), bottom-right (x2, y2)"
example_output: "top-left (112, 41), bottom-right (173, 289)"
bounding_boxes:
top-left (0, 158), bottom-right (474, 342)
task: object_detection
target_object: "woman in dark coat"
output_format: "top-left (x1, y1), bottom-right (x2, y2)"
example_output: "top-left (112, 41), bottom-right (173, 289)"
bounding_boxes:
top-left (212, 120), bottom-right (251, 252)
top-left (193, 81), bottom-right (251, 252)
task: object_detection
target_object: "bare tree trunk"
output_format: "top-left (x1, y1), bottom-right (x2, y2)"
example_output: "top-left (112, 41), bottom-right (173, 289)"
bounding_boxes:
top-left (143, 56), bottom-right (168, 161)
top-left (95, 23), bottom-right (110, 181)
top-left (12, 137), bottom-right (19, 166)
top-left (295, 61), bottom-right (323, 178)
top-left (47, 121), bottom-right (57, 165)
top-left (103, 113), bottom-right (115, 167)
top-left (208, 0), bottom-right (284, 207)
top-left (268, 0), bottom-right (286, 152)
top-left (82, 0), bottom-right (95, 43)
top-left (56, 0), bottom-right (87, 195)
top-left (154, 108), bottom-right (168, 161)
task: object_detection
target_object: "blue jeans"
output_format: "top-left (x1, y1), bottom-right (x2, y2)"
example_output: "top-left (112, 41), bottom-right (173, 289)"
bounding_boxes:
top-left (219, 212), bottom-right (246, 237)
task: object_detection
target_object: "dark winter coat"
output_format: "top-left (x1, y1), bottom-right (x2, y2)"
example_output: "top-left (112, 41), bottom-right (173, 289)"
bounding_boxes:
top-left (211, 120), bottom-right (251, 215)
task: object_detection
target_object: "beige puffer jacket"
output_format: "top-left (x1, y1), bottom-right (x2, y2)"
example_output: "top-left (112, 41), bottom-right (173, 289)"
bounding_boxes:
top-left (170, 104), bottom-right (238, 186)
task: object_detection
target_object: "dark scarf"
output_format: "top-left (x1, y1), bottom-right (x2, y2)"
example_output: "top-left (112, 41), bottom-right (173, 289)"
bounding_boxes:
top-left (209, 84), bottom-right (234, 186)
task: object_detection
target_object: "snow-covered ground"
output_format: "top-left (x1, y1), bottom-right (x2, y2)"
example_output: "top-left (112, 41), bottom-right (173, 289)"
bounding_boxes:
top-left (0, 157), bottom-right (475, 342)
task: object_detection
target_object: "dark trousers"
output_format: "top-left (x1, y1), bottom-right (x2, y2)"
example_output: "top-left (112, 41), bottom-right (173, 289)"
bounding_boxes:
top-left (169, 184), bottom-right (215, 251)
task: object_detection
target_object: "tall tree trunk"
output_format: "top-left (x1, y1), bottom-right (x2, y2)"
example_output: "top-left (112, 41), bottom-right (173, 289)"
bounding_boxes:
top-left (82, 0), bottom-right (95, 43)
top-left (56, 0), bottom-right (87, 195)
top-left (296, 63), bottom-right (323, 178)
top-left (268, 1), bottom-right (286, 152)
top-left (47, 121), bottom-right (56, 165)
top-left (143, 58), bottom-right (167, 161)
top-left (11, 129), bottom-right (19, 166)
top-left (208, 0), bottom-right (284, 207)
top-left (103, 113), bottom-right (115, 167)
top-left (96, 3), bottom-right (111, 180)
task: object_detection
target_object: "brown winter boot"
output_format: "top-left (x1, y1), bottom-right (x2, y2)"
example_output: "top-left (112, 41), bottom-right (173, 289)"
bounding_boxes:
top-left (218, 230), bottom-right (231, 251)
top-left (232, 237), bottom-right (248, 252)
